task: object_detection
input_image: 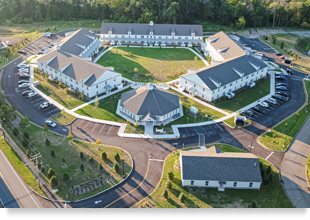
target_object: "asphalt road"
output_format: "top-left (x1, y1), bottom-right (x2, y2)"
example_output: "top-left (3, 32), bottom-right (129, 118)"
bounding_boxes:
top-left (0, 176), bottom-right (20, 208)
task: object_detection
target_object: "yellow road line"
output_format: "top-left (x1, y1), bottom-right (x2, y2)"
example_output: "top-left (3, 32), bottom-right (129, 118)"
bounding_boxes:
top-left (104, 158), bottom-right (151, 208)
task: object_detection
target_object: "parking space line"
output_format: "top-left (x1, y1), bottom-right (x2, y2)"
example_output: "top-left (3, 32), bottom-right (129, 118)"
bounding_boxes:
top-left (107, 126), bottom-right (113, 135)
top-left (45, 109), bottom-right (59, 115)
top-left (91, 123), bottom-right (98, 133)
top-left (215, 123), bottom-right (223, 131)
top-left (99, 124), bottom-right (105, 134)
top-left (184, 128), bottom-right (190, 136)
top-left (76, 120), bottom-right (84, 128)
top-left (82, 121), bottom-right (90, 129)
top-left (265, 152), bottom-right (274, 160)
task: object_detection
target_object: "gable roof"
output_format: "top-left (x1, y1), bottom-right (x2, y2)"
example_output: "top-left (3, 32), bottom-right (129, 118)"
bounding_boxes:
top-left (181, 54), bottom-right (268, 91)
top-left (180, 147), bottom-right (262, 183)
top-left (59, 28), bottom-right (97, 57)
top-left (120, 84), bottom-right (180, 117)
top-left (37, 50), bottom-right (120, 87)
top-left (207, 31), bottom-right (246, 60)
top-left (101, 23), bottom-right (203, 37)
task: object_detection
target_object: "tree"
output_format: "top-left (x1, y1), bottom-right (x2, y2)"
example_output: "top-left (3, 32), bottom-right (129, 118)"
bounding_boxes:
top-left (236, 16), bottom-right (246, 29)
top-left (134, 120), bottom-right (138, 127)
top-left (113, 163), bottom-right (120, 172)
top-left (44, 125), bottom-right (49, 132)
top-left (166, 1), bottom-right (180, 24)
top-left (47, 168), bottom-right (55, 179)
top-left (168, 171), bottom-right (174, 181)
top-left (98, 164), bottom-right (103, 170)
top-left (95, 138), bottom-right (101, 144)
top-left (63, 173), bottom-right (69, 181)
top-left (266, 166), bottom-right (271, 175)
top-left (45, 138), bottom-right (50, 147)
top-left (13, 128), bottom-right (19, 136)
top-left (80, 164), bottom-right (85, 171)
top-left (179, 192), bottom-right (185, 203)
top-left (50, 175), bottom-right (58, 187)
top-left (94, 96), bottom-right (99, 109)
top-left (80, 152), bottom-right (84, 159)
top-left (23, 115), bottom-right (29, 126)
top-left (67, 131), bottom-right (73, 140)
top-left (163, 189), bottom-right (168, 199)
top-left (51, 150), bottom-right (55, 157)
top-left (101, 152), bottom-right (107, 161)
top-left (281, 41), bottom-right (285, 49)
top-left (166, 181), bottom-right (172, 190)
top-left (89, 156), bottom-right (94, 163)
top-left (114, 152), bottom-right (120, 162)
top-left (23, 132), bottom-right (29, 140)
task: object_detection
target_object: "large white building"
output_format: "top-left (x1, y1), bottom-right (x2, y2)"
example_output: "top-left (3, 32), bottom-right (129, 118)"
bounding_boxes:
top-left (178, 31), bottom-right (268, 102)
top-left (180, 147), bottom-right (262, 190)
top-left (37, 49), bottom-right (122, 98)
top-left (100, 21), bottom-right (203, 47)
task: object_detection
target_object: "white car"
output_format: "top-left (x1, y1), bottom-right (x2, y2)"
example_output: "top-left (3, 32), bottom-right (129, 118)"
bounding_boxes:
top-left (226, 92), bottom-right (235, 99)
top-left (39, 101), bottom-right (53, 109)
top-left (17, 64), bottom-right (30, 68)
top-left (45, 120), bottom-right (57, 128)
top-left (27, 92), bottom-right (37, 98)
top-left (19, 68), bottom-right (29, 73)
top-left (259, 101), bottom-right (269, 108)
top-left (154, 43), bottom-right (159, 46)
top-left (43, 32), bottom-right (51, 37)
top-left (117, 42), bottom-right (122, 46)
top-left (18, 83), bottom-right (30, 88)
top-left (249, 82), bottom-right (256, 88)
top-left (6, 41), bottom-right (12, 46)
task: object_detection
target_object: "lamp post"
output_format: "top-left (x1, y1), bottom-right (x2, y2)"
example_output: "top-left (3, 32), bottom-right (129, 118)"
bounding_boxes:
top-left (295, 198), bottom-right (301, 208)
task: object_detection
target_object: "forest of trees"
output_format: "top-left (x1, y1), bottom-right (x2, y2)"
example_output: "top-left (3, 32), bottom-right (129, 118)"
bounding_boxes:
top-left (1, 0), bottom-right (310, 29)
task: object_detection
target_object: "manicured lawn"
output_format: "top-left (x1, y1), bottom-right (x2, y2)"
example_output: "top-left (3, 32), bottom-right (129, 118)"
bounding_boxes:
top-left (34, 71), bottom-right (85, 110)
top-left (215, 77), bottom-right (270, 112)
top-left (51, 111), bottom-right (76, 125)
top-left (135, 144), bottom-right (292, 208)
top-left (3, 119), bottom-right (132, 201)
top-left (259, 81), bottom-right (310, 151)
top-left (0, 136), bottom-right (46, 197)
top-left (75, 88), bottom-right (144, 134)
top-left (260, 34), bottom-right (310, 74)
top-left (224, 116), bottom-right (235, 128)
top-left (97, 47), bottom-right (206, 83)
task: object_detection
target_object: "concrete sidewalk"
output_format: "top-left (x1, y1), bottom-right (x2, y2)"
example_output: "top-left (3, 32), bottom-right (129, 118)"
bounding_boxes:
top-left (280, 115), bottom-right (310, 208)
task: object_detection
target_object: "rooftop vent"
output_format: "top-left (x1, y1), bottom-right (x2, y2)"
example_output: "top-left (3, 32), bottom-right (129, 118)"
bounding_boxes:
top-left (147, 83), bottom-right (154, 90)
top-left (150, 21), bottom-right (154, 26)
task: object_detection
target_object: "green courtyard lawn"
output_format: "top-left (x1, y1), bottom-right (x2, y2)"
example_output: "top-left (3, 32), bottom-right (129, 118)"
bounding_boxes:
top-left (3, 119), bottom-right (132, 201)
top-left (215, 77), bottom-right (270, 113)
top-left (34, 71), bottom-right (85, 110)
top-left (134, 144), bottom-right (292, 208)
top-left (97, 47), bottom-right (206, 83)
top-left (260, 33), bottom-right (310, 74)
top-left (259, 81), bottom-right (310, 151)
top-left (224, 116), bottom-right (235, 128)
top-left (51, 111), bottom-right (77, 125)
top-left (0, 136), bottom-right (46, 197)
top-left (75, 88), bottom-right (144, 134)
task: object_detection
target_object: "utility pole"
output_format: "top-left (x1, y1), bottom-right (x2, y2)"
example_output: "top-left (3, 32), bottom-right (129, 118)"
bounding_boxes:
top-left (32, 153), bottom-right (41, 188)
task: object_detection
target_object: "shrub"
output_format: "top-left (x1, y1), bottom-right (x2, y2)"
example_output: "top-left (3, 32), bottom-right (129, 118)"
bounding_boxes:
top-left (166, 181), bottom-right (172, 190)
top-left (47, 168), bottom-right (55, 179)
top-left (45, 138), bottom-right (50, 147)
top-left (263, 176), bottom-right (269, 185)
top-left (23, 132), bottom-right (29, 140)
top-left (22, 139), bottom-right (29, 148)
top-left (101, 152), bottom-right (107, 161)
top-left (168, 171), bottom-right (174, 181)
top-left (44, 125), bottom-right (49, 132)
top-left (89, 156), bottom-right (94, 163)
top-left (50, 175), bottom-right (58, 187)
top-left (114, 152), bottom-right (120, 162)
top-left (114, 163), bottom-right (120, 172)
top-left (266, 166), bottom-right (271, 175)
top-left (163, 189), bottom-right (168, 199)
top-left (95, 138), bottom-right (101, 144)
top-left (62, 158), bottom-right (66, 162)
top-left (67, 131), bottom-right (73, 139)
top-left (268, 173), bottom-right (273, 182)
top-left (98, 164), bottom-right (103, 170)
top-left (80, 151), bottom-right (84, 159)
top-left (41, 166), bottom-right (46, 174)
top-left (80, 164), bottom-right (85, 171)
top-left (179, 192), bottom-right (185, 203)
top-left (51, 150), bottom-right (55, 158)
top-left (63, 173), bottom-right (69, 181)
top-left (13, 128), bottom-right (19, 136)
top-left (250, 199), bottom-right (257, 208)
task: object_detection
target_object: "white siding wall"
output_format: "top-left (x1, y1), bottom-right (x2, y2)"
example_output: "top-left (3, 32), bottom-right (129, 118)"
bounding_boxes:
top-left (182, 179), bottom-right (261, 190)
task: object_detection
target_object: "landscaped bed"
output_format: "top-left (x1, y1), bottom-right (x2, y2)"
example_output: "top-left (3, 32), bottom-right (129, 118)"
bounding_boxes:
top-left (259, 80), bottom-right (310, 151)
top-left (134, 144), bottom-right (292, 208)
top-left (97, 47), bottom-right (206, 83)
top-left (51, 111), bottom-right (77, 125)
top-left (3, 118), bottom-right (132, 201)
top-left (215, 77), bottom-right (270, 113)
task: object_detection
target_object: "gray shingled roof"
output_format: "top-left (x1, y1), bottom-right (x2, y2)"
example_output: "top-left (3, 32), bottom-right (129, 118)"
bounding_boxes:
top-left (59, 28), bottom-right (97, 57)
top-left (181, 55), bottom-right (268, 91)
top-left (101, 23), bottom-right (203, 37)
top-left (37, 50), bottom-right (120, 86)
top-left (120, 84), bottom-right (180, 117)
top-left (181, 149), bottom-right (262, 182)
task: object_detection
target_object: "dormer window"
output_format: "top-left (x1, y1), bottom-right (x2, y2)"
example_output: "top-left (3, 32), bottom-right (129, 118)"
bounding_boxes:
top-left (150, 32), bottom-right (153, 35)
top-left (171, 32), bottom-right (175, 36)
top-left (191, 33), bottom-right (195, 36)
top-left (128, 31), bottom-right (131, 35)
top-left (108, 31), bottom-right (112, 35)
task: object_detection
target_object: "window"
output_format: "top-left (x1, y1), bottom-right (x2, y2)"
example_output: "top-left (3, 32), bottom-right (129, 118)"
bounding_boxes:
top-left (205, 181), bottom-right (209, 186)
top-left (96, 85), bottom-right (98, 88)
top-left (249, 182), bottom-right (253, 188)
top-left (233, 182), bottom-right (237, 187)
top-left (190, 180), bottom-right (194, 185)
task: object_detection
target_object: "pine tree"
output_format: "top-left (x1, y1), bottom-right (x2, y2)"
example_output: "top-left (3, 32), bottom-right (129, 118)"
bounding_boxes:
top-left (80, 151), bottom-right (84, 159)
top-left (101, 152), bottom-right (107, 161)
top-left (45, 138), bottom-right (50, 147)
top-left (113, 163), bottom-right (119, 172)
top-left (80, 164), bottom-right (85, 171)
top-left (114, 152), bottom-right (120, 162)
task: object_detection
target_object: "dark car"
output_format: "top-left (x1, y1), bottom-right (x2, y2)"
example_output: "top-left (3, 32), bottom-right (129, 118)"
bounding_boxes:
top-left (244, 110), bottom-right (254, 117)
top-left (276, 83), bottom-right (288, 87)
top-left (275, 72), bottom-right (287, 77)
top-left (21, 90), bottom-right (33, 96)
top-left (286, 69), bottom-right (293, 75)
top-left (276, 91), bottom-right (289, 97)
top-left (19, 74), bottom-right (30, 79)
top-left (18, 80), bottom-right (29, 85)
top-left (273, 94), bottom-right (289, 101)
top-left (276, 86), bottom-right (288, 91)
top-left (38, 51), bottom-right (44, 55)
top-left (276, 76), bottom-right (286, 81)
top-left (252, 106), bottom-right (266, 114)
top-left (275, 53), bottom-right (282, 56)
top-left (17, 50), bottom-right (26, 54)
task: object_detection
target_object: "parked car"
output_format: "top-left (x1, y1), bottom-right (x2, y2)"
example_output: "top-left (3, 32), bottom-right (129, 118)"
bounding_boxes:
top-left (19, 74), bottom-right (30, 79)
top-left (275, 53), bottom-right (282, 56)
top-left (279, 55), bottom-right (286, 59)
top-left (27, 92), bottom-right (37, 98)
top-left (45, 119), bottom-right (57, 128)
top-left (19, 68), bottom-right (29, 73)
top-left (259, 101), bottom-right (269, 108)
top-left (6, 41), bottom-right (12, 46)
top-left (276, 83), bottom-right (288, 87)
top-left (267, 97), bottom-right (278, 105)
top-left (248, 81), bottom-right (256, 88)
top-left (43, 32), bottom-right (51, 37)
top-left (286, 69), bottom-right (293, 75)
top-left (276, 76), bottom-right (286, 81)
top-left (273, 94), bottom-right (289, 101)
top-left (276, 86), bottom-right (288, 91)
top-left (276, 91), bottom-right (289, 97)
top-left (253, 106), bottom-right (266, 114)
top-left (275, 72), bottom-right (287, 77)
top-left (18, 83), bottom-right (29, 88)
top-left (17, 50), bottom-right (26, 54)
top-left (21, 90), bottom-right (33, 96)
top-left (244, 110), bottom-right (254, 117)
top-left (38, 51), bottom-right (44, 55)
top-left (18, 80), bottom-right (29, 85)
top-left (39, 101), bottom-right (53, 110)
top-left (17, 64), bottom-right (29, 68)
